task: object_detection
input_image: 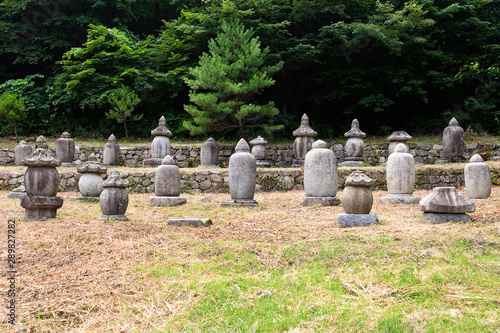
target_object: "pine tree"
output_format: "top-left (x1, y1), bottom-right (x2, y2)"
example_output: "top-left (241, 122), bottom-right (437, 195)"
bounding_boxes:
top-left (183, 19), bottom-right (283, 139)
top-left (106, 86), bottom-right (142, 140)
top-left (0, 91), bottom-right (26, 140)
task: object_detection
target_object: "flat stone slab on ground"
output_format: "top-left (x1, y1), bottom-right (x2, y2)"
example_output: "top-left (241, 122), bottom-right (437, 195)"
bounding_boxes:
top-left (380, 194), bottom-right (420, 205)
top-left (303, 197), bottom-right (340, 206)
top-left (423, 213), bottom-right (470, 223)
top-left (337, 213), bottom-right (379, 227)
top-left (150, 196), bottom-right (186, 207)
top-left (99, 215), bottom-right (128, 221)
top-left (7, 192), bottom-right (27, 199)
top-left (221, 199), bottom-right (259, 207)
top-left (167, 218), bottom-right (212, 227)
top-left (70, 197), bottom-right (100, 203)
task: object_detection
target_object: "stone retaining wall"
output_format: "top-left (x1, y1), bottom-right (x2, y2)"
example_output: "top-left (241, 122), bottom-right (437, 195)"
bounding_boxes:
top-left (1, 142), bottom-right (500, 168)
top-left (2, 164), bottom-right (499, 194)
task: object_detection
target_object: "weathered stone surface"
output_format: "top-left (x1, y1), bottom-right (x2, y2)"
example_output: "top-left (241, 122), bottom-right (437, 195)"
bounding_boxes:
top-left (20, 196), bottom-right (63, 220)
top-left (387, 131), bottom-right (412, 155)
top-left (250, 136), bottom-right (270, 167)
top-left (337, 214), bottom-right (379, 227)
top-left (14, 141), bottom-right (32, 166)
top-left (442, 117), bottom-right (465, 160)
top-left (419, 187), bottom-right (475, 214)
top-left (56, 132), bottom-right (75, 165)
top-left (341, 119), bottom-right (366, 166)
top-left (70, 197), bottom-right (100, 202)
top-left (167, 218), bottom-right (212, 227)
top-left (100, 170), bottom-right (129, 219)
top-left (292, 114), bottom-right (317, 167)
top-left (102, 134), bottom-right (120, 166)
top-left (154, 155), bottom-right (181, 196)
top-left (464, 154), bottom-right (491, 199)
top-left (423, 213), bottom-right (470, 223)
top-left (79, 173), bottom-right (104, 198)
top-left (221, 199), bottom-right (259, 207)
top-left (199, 138), bottom-right (219, 168)
top-left (341, 171), bottom-right (374, 214)
top-left (380, 194), bottom-right (421, 204)
top-left (303, 197), bottom-right (340, 206)
top-left (150, 196), bottom-right (186, 206)
top-left (226, 139), bottom-right (257, 204)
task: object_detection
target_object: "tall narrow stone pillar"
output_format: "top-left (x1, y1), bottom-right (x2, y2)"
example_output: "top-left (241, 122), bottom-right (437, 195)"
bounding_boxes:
top-left (440, 117), bottom-right (465, 162)
top-left (102, 134), bottom-right (121, 166)
top-left (56, 132), bottom-right (75, 166)
top-left (14, 140), bottom-right (32, 166)
top-left (198, 138), bottom-right (219, 168)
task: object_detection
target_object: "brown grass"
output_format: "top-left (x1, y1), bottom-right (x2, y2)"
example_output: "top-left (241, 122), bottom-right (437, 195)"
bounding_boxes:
top-left (0, 187), bottom-right (499, 332)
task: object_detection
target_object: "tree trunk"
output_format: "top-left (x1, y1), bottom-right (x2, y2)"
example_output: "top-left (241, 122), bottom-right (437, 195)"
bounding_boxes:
top-left (238, 119), bottom-right (245, 141)
top-left (124, 120), bottom-right (128, 140)
top-left (13, 120), bottom-right (18, 141)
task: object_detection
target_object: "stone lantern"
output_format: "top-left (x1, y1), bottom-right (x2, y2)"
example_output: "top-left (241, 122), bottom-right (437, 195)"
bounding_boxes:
top-left (150, 155), bottom-right (186, 206)
top-left (291, 114), bottom-right (317, 167)
top-left (419, 187), bottom-right (475, 223)
top-left (303, 140), bottom-right (340, 206)
top-left (71, 153), bottom-right (107, 202)
top-left (143, 116), bottom-right (172, 168)
top-left (198, 138), bottom-right (219, 168)
top-left (56, 132), bottom-right (75, 166)
top-left (441, 117), bottom-right (465, 162)
top-left (99, 170), bottom-right (129, 221)
top-left (14, 140), bottom-right (32, 166)
top-left (464, 154), bottom-right (491, 199)
top-left (102, 134), bottom-right (121, 166)
top-left (338, 170), bottom-right (378, 227)
top-left (340, 119), bottom-right (366, 166)
top-left (249, 136), bottom-right (270, 167)
top-left (387, 131), bottom-right (412, 155)
top-left (20, 136), bottom-right (63, 220)
top-left (221, 139), bottom-right (258, 207)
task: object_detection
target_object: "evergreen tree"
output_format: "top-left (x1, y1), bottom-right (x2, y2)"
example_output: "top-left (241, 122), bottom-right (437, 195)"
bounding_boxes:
top-left (0, 91), bottom-right (26, 140)
top-left (183, 19), bottom-right (283, 139)
top-left (106, 86), bottom-right (142, 140)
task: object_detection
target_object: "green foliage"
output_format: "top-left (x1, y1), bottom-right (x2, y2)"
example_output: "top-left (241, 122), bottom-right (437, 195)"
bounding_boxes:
top-left (0, 91), bottom-right (26, 139)
top-left (183, 19), bottom-right (284, 139)
top-left (106, 86), bottom-right (143, 139)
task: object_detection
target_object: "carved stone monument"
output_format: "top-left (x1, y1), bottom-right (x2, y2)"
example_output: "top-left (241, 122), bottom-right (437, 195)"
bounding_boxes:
top-left (387, 131), bottom-right (412, 155)
top-left (222, 139), bottom-right (258, 207)
top-left (143, 116), bottom-right (172, 168)
top-left (339, 119), bottom-right (365, 166)
top-left (150, 155), bottom-right (186, 206)
top-left (14, 140), bottom-right (32, 166)
top-left (440, 117), bottom-right (465, 162)
top-left (198, 138), bottom-right (219, 168)
top-left (380, 143), bottom-right (420, 204)
top-left (102, 134), bottom-right (121, 166)
top-left (99, 170), bottom-right (129, 221)
top-left (71, 153), bottom-right (107, 202)
top-left (20, 136), bottom-right (63, 220)
top-left (291, 114), bottom-right (317, 167)
top-left (303, 140), bottom-right (340, 206)
top-left (56, 132), bottom-right (75, 166)
top-left (419, 187), bottom-right (476, 223)
top-left (337, 171), bottom-right (378, 227)
top-left (464, 154), bottom-right (491, 199)
top-left (249, 136), bottom-right (270, 167)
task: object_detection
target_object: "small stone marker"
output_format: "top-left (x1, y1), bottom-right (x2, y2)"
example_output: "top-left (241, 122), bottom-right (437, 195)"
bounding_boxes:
top-left (150, 155), bottom-right (186, 206)
top-left (56, 132), bottom-right (76, 166)
top-left (99, 170), bottom-right (129, 221)
top-left (102, 134), bottom-right (121, 166)
top-left (20, 136), bottom-right (63, 220)
top-left (464, 154), bottom-right (491, 199)
top-left (339, 119), bottom-right (365, 166)
top-left (14, 140), bottom-right (32, 166)
top-left (167, 218), bottom-right (212, 227)
top-left (303, 140), bottom-right (340, 206)
top-left (222, 138), bottom-right (258, 207)
top-left (419, 187), bottom-right (476, 223)
top-left (198, 137), bottom-right (219, 168)
top-left (143, 116), bottom-right (172, 168)
top-left (250, 136), bottom-right (270, 167)
top-left (291, 114), bottom-right (317, 167)
top-left (380, 143), bottom-right (420, 204)
top-left (337, 171), bottom-right (378, 227)
top-left (7, 184), bottom-right (27, 199)
top-left (71, 153), bottom-right (107, 202)
top-left (387, 131), bottom-right (412, 155)
top-left (440, 117), bottom-right (465, 162)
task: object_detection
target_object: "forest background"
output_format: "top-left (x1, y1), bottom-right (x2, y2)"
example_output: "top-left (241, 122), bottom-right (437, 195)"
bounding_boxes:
top-left (0, 0), bottom-right (498, 141)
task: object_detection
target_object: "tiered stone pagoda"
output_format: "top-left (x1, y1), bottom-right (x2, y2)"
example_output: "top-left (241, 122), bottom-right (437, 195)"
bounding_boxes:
top-left (99, 170), bottom-right (129, 221)
top-left (387, 131), bottom-right (412, 155)
top-left (339, 119), bottom-right (366, 166)
top-left (143, 116), bottom-right (172, 168)
top-left (419, 187), bottom-right (475, 223)
top-left (249, 136), bottom-right (270, 167)
top-left (291, 114), bottom-right (317, 167)
top-left (71, 153), bottom-right (107, 202)
top-left (150, 155), bottom-right (186, 206)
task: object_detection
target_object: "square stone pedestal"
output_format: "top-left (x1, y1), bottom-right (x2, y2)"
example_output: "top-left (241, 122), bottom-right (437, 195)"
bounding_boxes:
top-left (221, 199), bottom-right (258, 207)
top-left (99, 215), bottom-right (128, 221)
top-left (337, 213), bottom-right (379, 227)
top-left (20, 196), bottom-right (64, 220)
top-left (150, 196), bottom-right (186, 207)
top-left (167, 218), bottom-right (212, 227)
top-left (423, 213), bottom-right (470, 223)
top-left (380, 194), bottom-right (420, 205)
top-left (303, 197), bottom-right (340, 206)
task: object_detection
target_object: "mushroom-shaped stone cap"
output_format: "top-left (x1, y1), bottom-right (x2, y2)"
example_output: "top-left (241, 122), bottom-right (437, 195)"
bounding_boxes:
top-left (161, 155), bottom-right (176, 165)
top-left (60, 132), bottom-right (71, 138)
top-left (103, 170), bottom-right (128, 188)
top-left (469, 154), bottom-right (484, 163)
top-left (345, 170), bottom-right (374, 187)
top-left (387, 131), bottom-right (412, 142)
top-left (394, 143), bottom-right (409, 154)
top-left (24, 136), bottom-right (61, 167)
top-left (249, 136), bottom-right (267, 146)
top-left (311, 140), bottom-right (328, 149)
top-left (206, 137), bottom-right (216, 143)
top-left (151, 116), bottom-right (172, 137)
top-left (18, 140), bottom-right (28, 146)
top-left (292, 114), bottom-right (317, 137)
top-left (344, 119), bottom-right (366, 138)
top-left (77, 153), bottom-right (107, 174)
top-left (107, 134), bottom-right (117, 142)
top-left (419, 187), bottom-right (475, 213)
top-left (235, 138), bottom-right (250, 153)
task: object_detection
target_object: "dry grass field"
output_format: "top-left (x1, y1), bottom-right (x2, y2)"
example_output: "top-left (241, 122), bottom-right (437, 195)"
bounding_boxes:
top-left (1, 187), bottom-right (499, 332)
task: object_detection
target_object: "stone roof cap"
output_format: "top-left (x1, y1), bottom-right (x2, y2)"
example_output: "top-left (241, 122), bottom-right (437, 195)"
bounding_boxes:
top-left (293, 114), bottom-right (317, 137)
top-left (249, 136), bottom-right (267, 145)
top-left (344, 119), bottom-right (366, 138)
top-left (60, 132), bottom-right (71, 138)
top-left (108, 134), bottom-right (117, 142)
top-left (77, 153), bottom-right (107, 174)
top-left (151, 116), bottom-right (172, 137)
top-left (345, 170), bottom-right (374, 187)
top-left (24, 136), bottom-right (61, 167)
top-left (469, 154), bottom-right (484, 163)
top-left (103, 170), bottom-right (129, 188)
top-left (387, 131), bottom-right (412, 141)
top-left (419, 186), bottom-right (475, 213)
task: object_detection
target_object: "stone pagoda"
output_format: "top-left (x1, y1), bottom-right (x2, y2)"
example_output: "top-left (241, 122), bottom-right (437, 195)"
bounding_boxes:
top-left (291, 114), bottom-right (317, 167)
top-left (143, 116), bottom-right (172, 168)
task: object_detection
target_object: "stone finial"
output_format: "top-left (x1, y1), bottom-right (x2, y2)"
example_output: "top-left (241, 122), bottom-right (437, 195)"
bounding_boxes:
top-left (235, 138), bottom-right (250, 153)
top-left (108, 134), bottom-right (117, 142)
top-left (249, 136), bottom-right (268, 146)
top-left (103, 170), bottom-right (128, 188)
top-left (35, 135), bottom-right (49, 149)
top-left (60, 132), bottom-right (71, 138)
top-left (162, 155), bottom-right (175, 165)
top-left (449, 117), bottom-right (459, 126)
top-left (151, 116), bottom-right (172, 137)
top-left (77, 153), bottom-right (107, 174)
top-left (292, 114), bottom-right (317, 137)
top-left (469, 154), bottom-right (483, 163)
top-left (24, 136), bottom-right (61, 167)
top-left (311, 140), bottom-right (328, 149)
top-left (344, 119), bottom-right (366, 138)
top-left (345, 170), bottom-right (374, 187)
